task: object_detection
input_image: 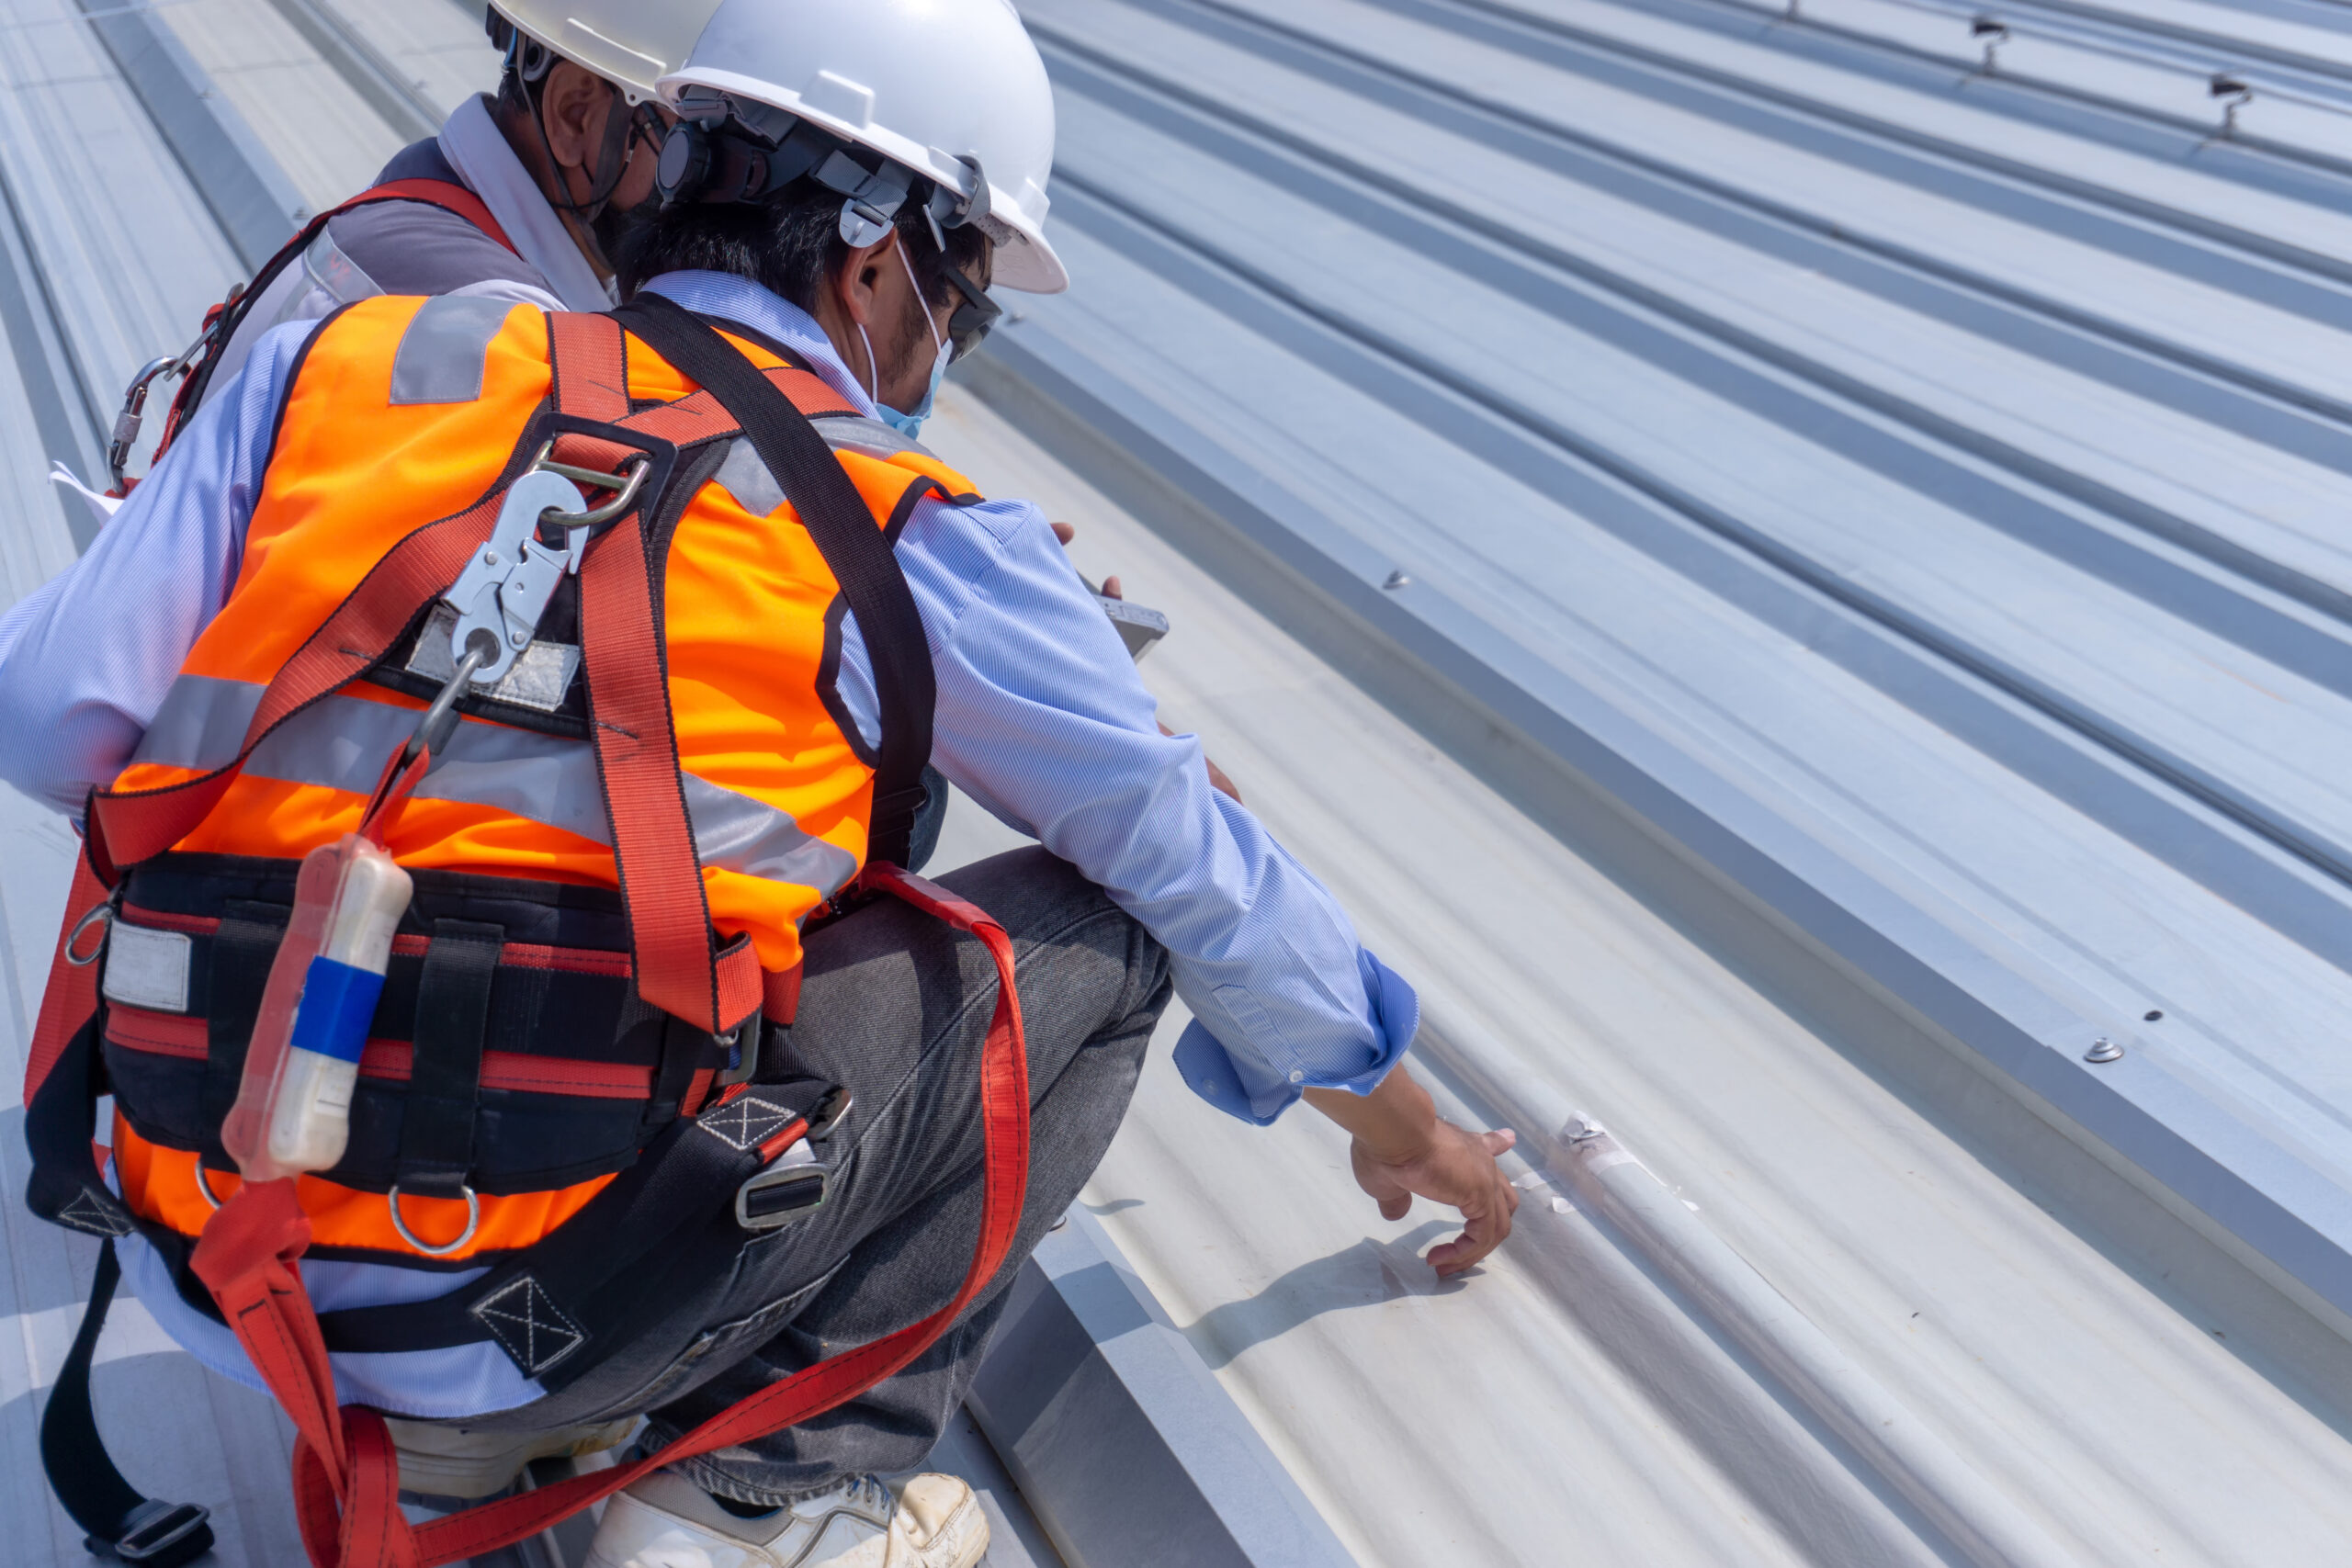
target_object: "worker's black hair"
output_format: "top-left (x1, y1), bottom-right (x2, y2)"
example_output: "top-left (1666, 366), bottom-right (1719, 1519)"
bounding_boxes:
top-left (615, 175), bottom-right (990, 320)
top-left (486, 14), bottom-right (554, 119)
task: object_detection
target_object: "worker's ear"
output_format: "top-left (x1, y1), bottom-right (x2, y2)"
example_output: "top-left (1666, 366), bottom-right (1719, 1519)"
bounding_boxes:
top-left (832, 234), bottom-right (896, 331)
top-left (538, 61), bottom-right (612, 173)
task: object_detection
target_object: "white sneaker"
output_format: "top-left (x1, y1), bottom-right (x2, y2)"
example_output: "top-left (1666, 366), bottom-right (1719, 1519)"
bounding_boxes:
top-left (582, 1468), bottom-right (989, 1568)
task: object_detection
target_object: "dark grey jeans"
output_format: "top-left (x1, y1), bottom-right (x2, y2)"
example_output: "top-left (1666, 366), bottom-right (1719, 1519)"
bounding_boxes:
top-left (466, 847), bottom-right (1170, 1502)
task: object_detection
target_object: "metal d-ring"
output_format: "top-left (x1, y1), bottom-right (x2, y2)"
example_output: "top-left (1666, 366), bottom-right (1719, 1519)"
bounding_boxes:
top-left (387, 1183), bottom-right (481, 1258)
top-left (62, 900), bottom-right (116, 966)
top-left (527, 445), bottom-right (652, 529)
top-left (194, 1161), bottom-right (225, 1212)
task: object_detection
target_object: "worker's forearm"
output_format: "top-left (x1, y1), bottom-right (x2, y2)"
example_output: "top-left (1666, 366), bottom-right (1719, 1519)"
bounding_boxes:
top-left (1305, 1065), bottom-right (1438, 1160)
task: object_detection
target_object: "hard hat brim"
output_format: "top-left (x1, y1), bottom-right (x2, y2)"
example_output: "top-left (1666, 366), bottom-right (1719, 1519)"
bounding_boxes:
top-left (986, 226), bottom-right (1068, 296)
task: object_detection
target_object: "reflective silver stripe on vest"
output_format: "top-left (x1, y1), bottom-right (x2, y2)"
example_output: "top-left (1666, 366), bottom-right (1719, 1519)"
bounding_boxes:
top-left (715, 439), bottom-right (785, 518)
top-left (713, 418), bottom-right (951, 521)
top-left (807, 412), bottom-right (940, 463)
top-left (131, 674), bottom-right (859, 896)
top-left (390, 295), bottom-right (515, 406)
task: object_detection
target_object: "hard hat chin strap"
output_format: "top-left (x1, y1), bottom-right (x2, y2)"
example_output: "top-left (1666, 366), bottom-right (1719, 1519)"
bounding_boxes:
top-left (517, 66), bottom-right (660, 228)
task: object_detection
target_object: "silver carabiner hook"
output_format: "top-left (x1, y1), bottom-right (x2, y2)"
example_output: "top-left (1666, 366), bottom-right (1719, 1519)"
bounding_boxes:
top-left (107, 357), bottom-right (178, 488)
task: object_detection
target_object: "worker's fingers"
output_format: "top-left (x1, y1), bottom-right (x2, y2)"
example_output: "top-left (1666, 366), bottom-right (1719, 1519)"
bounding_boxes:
top-left (1484, 1128), bottom-right (1518, 1157)
top-left (1378, 1192), bottom-right (1412, 1222)
top-left (1429, 1160), bottom-right (1518, 1276)
top-left (1051, 521), bottom-right (1075, 546)
top-left (1205, 757), bottom-right (1243, 803)
top-left (1102, 574), bottom-right (1124, 601)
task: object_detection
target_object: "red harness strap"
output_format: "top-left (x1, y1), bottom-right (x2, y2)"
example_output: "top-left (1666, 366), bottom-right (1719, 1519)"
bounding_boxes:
top-left (552, 311), bottom-right (766, 1035)
top-left (189, 863), bottom-right (1030, 1568)
top-left (85, 490), bottom-right (514, 874)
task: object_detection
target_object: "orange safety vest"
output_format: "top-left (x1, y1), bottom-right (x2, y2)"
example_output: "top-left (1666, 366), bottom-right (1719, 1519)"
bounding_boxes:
top-left (96, 294), bottom-right (979, 1264)
top-left (24, 297), bottom-right (1037, 1568)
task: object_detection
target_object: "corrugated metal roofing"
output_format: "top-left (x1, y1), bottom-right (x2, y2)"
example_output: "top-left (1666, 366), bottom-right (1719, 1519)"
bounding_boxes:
top-left (931, 0), bottom-right (2352, 1560)
top-left (992, 0), bottom-right (2352, 1322)
top-left (5, 0), bottom-right (2352, 1563)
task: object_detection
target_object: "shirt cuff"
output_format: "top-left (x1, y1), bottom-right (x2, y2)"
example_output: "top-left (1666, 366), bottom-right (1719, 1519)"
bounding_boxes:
top-left (1172, 950), bottom-right (1420, 1125)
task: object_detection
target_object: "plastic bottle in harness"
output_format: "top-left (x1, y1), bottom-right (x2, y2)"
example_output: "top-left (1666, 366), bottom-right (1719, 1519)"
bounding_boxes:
top-left (219, 836), bottom-right (410, 1179)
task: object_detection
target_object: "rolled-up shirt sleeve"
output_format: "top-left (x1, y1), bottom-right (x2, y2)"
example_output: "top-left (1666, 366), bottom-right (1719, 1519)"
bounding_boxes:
top-left (870, 487), bottom-right (1419, 1123)
top-left (0, 321), bottom-right (318, 817)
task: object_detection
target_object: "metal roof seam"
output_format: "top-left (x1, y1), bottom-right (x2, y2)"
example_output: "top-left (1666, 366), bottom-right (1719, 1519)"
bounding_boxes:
top-left (1309, 0), bottom-right (2352, 283)
top-left (72, 0), bottom-right (311, 272)
top-left (0, 168), bottom-right (107, 550)
top-left (259, 0), bottom-right (445, 145)
top-left (1035, 166), bottom-right (2352, 931)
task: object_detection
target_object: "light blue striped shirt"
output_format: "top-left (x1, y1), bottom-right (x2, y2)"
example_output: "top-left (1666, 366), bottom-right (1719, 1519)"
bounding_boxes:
top-left (0, 272), bottom-right (1416, 1129)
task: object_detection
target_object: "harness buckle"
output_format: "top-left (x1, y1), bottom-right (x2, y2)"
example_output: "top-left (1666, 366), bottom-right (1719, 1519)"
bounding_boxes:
top-left (714, 1017), bottom-right (762, 1089)
top-left (92, 1499), bottom-right (213, 1567)
top-left (736, 1142), bottom-right (828, 1231)
top-left (807, 1086), bottom-right (853, 1143)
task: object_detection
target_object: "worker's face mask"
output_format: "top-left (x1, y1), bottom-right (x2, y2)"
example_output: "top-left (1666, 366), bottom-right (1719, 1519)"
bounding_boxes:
top-left (862, 234), bottom-right (952, 442)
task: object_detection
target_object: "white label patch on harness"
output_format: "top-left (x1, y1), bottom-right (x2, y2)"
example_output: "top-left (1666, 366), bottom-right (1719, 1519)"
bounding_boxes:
top-left (102, 924), bottom-right (192, 1013)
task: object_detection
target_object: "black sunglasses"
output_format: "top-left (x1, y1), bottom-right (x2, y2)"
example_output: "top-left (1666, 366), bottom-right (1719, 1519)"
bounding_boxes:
top-left (938, 265), bottom-right (1001, 364)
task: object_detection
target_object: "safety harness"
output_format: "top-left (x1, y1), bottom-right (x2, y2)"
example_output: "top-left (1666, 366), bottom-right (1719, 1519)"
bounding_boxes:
top-left (112, 179), bottom-right (520, 492)
top-left (27, 299), bottom-right (1032, 1567)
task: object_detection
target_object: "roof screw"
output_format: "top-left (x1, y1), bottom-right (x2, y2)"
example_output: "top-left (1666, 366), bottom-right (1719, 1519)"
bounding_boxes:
top-left (509, 627), bottom-right (529, 648)
top-left (1383, 570), bottom-right (1411, 591)
top-left (2085, 1037), bottom-right (2125, 1064)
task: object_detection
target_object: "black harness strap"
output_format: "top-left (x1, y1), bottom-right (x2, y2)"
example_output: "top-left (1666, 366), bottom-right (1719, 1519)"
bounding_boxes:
top-left (41, 1242), bottom-right (216, 1567)
top-left (26, 1016), bottom-right (212, 1567)
top-left (318, 1077), bottom-right (838, 1385)
top-left (393, 919), bottom-right (504, 1199)
top-left (610, 295), bottom-right (938, 868)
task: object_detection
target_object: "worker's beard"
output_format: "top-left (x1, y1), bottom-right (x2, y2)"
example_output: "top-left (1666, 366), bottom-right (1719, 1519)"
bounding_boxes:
top-left (585, 198), bottom-right (650, 280)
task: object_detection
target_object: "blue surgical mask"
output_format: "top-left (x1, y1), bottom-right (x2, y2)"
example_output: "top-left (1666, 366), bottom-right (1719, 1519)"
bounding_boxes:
top-left (879, 337), bottom-right (951, 441)
top-left (860, 235), bottom-right (953, 443)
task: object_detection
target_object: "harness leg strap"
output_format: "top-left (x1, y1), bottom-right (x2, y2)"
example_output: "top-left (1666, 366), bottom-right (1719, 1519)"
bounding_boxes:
top-left (40, 1239), bottom-right (216, 1568)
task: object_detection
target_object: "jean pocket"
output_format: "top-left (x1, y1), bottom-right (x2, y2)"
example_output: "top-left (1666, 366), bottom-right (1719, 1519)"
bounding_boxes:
top-left (593, 1258), bottom-right (846, 1420)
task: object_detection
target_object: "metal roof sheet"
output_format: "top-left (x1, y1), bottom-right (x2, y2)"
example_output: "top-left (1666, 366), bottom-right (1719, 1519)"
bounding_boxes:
top-left (6, 0), bottom-right (2352, 1562)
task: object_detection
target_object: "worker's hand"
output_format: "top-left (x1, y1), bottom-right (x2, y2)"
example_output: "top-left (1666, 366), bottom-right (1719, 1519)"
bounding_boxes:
top-left (1306, 1067), bottom-right (1518, 1276)
top-left (1351, 1120), bottom-right (1520, 1276)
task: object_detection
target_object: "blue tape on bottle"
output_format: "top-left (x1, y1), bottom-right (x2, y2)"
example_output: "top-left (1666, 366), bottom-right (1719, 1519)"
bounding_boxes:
top-left (288, 956), bottom-right (386, 1065)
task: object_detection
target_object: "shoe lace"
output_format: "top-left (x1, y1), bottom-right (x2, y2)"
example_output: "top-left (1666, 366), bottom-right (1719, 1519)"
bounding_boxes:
top-left (846, 1474), bottom-right (892, 1516)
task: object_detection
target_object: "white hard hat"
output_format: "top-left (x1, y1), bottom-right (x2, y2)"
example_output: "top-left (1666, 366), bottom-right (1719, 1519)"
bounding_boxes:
top-left (659, 0), bottom-right (1067, 294)
top-left (485, 0), bottom-right (726, 104)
